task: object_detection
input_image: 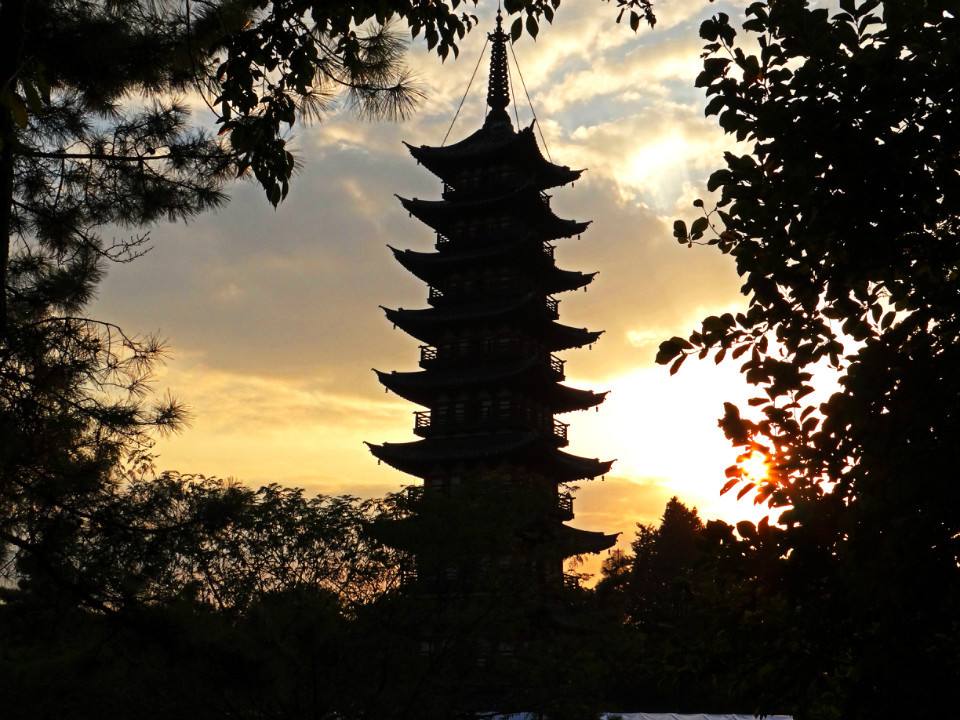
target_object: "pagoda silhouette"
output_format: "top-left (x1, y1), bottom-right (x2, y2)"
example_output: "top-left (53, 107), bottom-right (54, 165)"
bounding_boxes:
top-left (367, 12), bottom-right (616, 610)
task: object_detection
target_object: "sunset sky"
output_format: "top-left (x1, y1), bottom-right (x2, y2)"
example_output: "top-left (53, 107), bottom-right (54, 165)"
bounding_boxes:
top-left (93, 0), bottom-right (768, 569)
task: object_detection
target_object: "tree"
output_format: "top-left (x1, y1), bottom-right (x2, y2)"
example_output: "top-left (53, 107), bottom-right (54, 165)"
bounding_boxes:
top-left (0, 0), bottom-right (660, 617)
top-left (8, 472), bottom-right (405, 612)
top-left (0, 0), bottom-right (414, 600)
top-left (0, 477), bottom-right (412, 719)
top-left (204, 0), bottom-right (656, 205)
top-left (0, 4), bottom-right (669, 718)
top-left (658, 1), bottom-right (960, 715)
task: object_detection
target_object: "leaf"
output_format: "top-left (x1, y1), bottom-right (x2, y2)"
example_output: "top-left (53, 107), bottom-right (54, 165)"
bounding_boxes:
top-left (525, 15), bottom-right (539, 40)
top-left (691, 216), bottom-right (709, 238)
top-left (707, 169), bottom-right (731, 192)
top-left (510, 17), bottom-right (523, 42)
top-left (669, 353), bottom-right (687, 376)
top-left (704, 96), bottom-right (726, 116)
top-left (655, 339), bottom-right (678, 365)
top-left (700, 19), bottom-right (719, 41)
top-left (721, 478), bottom-right (739, 495)
top-left (673, 220), bottom-right (688, 239)
top-left (754, 485), bottom-right (774, 504)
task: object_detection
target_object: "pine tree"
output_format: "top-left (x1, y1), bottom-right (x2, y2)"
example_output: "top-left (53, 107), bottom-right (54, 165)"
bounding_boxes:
top-left (0, 0), bottom-right (422, 604)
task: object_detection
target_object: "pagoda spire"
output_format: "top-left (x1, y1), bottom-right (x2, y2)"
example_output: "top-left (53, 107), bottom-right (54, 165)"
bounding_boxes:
top-left (484, 9), bottom-right (512, 130)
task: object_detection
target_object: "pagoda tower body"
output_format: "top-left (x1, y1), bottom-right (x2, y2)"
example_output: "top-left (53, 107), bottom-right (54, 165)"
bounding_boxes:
top-left (368, 15), bottom-right (616, 605)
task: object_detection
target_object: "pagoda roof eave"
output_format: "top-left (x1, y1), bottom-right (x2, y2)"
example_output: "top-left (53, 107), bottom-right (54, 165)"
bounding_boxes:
top-left (552, 449), bottom-right (614, 480)
top-left (548, 325), bottom-right (604, 352)
top-left (397, 192), bottom-right (591, 241)
top-left (382, 294), bottom-right (526, 332)
top-left (390, 245), bottom-right (597, 294)
top-left (554, 386), bottom-right (609, 413)
top-left (366, 436), bottom-right (614, 482)
top-left (381, 301), bottom-right (603, 350)
top-left (390, 243), bottom-right (515, 281)
top-left (371, 518), bottom-right (619, 556)
top-left (403, 125), bottom-right (583, 190)
top-left (550, 269), bottom-right (597, 294)
top-left (374, 366), bottom-right (607, 412)
top-left (366, 433), bottom-right (540, 474)
top-left (374, 357), bottom-right (539, 403)
top-left (556, 524), bottom-right (620, 556)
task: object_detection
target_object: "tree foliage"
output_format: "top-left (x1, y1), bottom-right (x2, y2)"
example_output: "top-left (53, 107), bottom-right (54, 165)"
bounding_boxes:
top-left (212, 0), bottom-right (656, 205)
top-left (1, 480), bottom-right (413, 718)
top-left (4, 472), bottom-right (404, 612)
top-left (594, 498), bottom-right (788, 714)
top-left (0, 0), bottom-right (659, 622)
top-left (659, 1), bottom-right (960, 716)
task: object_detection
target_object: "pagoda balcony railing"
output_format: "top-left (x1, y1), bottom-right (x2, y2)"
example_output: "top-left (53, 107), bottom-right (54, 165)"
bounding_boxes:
top-left (557, 491), bottom-right (573, 518)
top-left (412, 409), bottom-right (569, 444)
top-left (553, 418), bottom-right (569, 443)
top-left (419, 339), bottom-right (552, 369)
top-left (542, 243), bottom-right (555, 260)
top-left (562, 573), bottom-right (581, 591)
top-left (428, 285), bottom-right (444, 303)
top-left (549, 353), bottom-right (566, 378)
top-left (413, 410), bottom-right (431, 436)
top-left (442, 182), bottom-right (454, 198)
top-left (436, 232), bottom-right (450, 248)
top-left (545, 295), bottom-right (560, 319)
top-left (540, 192), bottom-right (552, 209)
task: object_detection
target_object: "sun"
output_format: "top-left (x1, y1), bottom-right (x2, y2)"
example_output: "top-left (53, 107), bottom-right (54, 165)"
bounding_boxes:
top-left (739, 451), bottom-right (770, 482)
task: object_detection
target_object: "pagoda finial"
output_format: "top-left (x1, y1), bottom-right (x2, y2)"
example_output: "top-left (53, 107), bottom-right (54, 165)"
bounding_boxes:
top-left (484, 9), bottom-right (513, 130)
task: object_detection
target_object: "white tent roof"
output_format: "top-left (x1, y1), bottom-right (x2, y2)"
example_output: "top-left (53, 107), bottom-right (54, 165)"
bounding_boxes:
top-left (488, 714), bottom-right (792, 720)
top-left (601, 715), bottom-right (793, 720)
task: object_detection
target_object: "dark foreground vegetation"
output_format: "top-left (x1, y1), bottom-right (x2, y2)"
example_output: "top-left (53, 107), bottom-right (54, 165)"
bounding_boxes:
top-left (2, 1), bottom-right (958, 718)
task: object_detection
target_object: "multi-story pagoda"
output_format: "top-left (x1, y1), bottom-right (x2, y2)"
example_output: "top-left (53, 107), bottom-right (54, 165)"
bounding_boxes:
top-left (367, 13), bottom-right (616, 604)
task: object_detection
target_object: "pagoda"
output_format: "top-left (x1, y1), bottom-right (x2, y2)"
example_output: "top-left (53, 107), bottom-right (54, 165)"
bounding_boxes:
top-left (367, 12), bottom-right (617, 605)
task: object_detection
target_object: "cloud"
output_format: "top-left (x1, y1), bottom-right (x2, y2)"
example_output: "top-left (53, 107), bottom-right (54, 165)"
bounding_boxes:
top-left (572, 475), bottom-right (673, 534)
top-left (92, 0), bottom-right (764, 535)
top-left (150, 361), bottom-right (415, 490)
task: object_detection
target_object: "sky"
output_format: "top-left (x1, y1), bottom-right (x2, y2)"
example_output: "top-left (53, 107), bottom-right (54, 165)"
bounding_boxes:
top-left (93, 0), bottom-right (769, 574)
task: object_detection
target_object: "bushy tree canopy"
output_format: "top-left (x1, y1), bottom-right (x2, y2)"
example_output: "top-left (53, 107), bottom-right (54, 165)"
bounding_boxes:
top-left (659, 1), bottom-right (960, 715)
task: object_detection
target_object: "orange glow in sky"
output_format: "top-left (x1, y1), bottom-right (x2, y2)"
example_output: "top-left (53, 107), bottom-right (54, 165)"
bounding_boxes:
top-left (739, 451), bottom-right (770, 483)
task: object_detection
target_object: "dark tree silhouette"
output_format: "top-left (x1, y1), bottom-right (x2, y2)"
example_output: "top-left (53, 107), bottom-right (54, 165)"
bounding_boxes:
top-left (0, 0), bottom-right (470, 603)
top-left (0, 0), bottom-right (244, 601)
top-left (658, 1), bottom-right (960, 716)
top-left (0, 2), bottom-right (668, 716)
